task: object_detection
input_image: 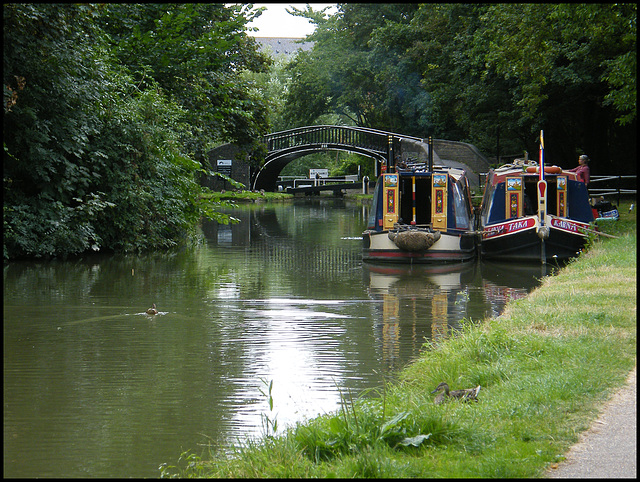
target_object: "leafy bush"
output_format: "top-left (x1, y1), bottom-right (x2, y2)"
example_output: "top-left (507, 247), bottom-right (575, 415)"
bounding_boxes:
top-left (3, 4), bottom-right (269, 260)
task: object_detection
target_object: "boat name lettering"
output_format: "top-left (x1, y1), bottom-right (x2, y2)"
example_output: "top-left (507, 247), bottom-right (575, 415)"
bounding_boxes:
top-left (507, 220), bottom-right (530, 232)
top-left (551, 218), bottom-right (586, 233)
top-left (484, 218), bottom-right (535, 238)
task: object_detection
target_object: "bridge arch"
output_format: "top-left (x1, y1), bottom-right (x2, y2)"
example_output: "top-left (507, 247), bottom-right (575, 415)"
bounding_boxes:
top-left (252, 125), bottom-right (424, 191)
top-left (204, 126), bottom-right (489, 192)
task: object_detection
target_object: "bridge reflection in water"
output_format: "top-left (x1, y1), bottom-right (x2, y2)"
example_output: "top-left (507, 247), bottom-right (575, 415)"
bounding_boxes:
top-left (202, 201), bottom-right (554, 372)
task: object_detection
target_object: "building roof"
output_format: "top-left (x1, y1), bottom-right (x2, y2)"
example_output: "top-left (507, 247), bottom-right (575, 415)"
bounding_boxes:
top-left (254, 37), bottom-right (314, 58)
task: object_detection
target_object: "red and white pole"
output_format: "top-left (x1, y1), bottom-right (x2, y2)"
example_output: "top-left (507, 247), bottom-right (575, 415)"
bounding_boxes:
top-left (537, 130), bottom-right (547, 228)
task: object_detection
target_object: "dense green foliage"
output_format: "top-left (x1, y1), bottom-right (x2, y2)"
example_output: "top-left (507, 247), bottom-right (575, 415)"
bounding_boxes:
top-left (285, 4), bottom-right (636, 173)
top-left (4, 4), bottom-right (636, 259)
top-left (3, 4), bottom-right (271, 260)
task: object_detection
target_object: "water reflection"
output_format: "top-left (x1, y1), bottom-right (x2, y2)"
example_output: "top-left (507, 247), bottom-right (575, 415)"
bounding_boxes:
top-left (362, 260), bottom-right (555, 370)
top-left (364, 261), bottom-right (476, 369)
top-left (480, 260), bottom-right (554, 318)
top-left (4, 199), bottom-right (556, 478)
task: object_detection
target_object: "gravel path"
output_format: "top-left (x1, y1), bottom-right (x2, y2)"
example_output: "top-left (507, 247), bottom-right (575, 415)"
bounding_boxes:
top-left (546, 365), bottom-right (636, 478)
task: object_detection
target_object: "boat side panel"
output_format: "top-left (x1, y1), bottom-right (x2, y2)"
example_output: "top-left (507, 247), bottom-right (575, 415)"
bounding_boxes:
top-left (480, 226), bottom-right (587, 262)
top-left (567, 180), bottom-right (595, 222)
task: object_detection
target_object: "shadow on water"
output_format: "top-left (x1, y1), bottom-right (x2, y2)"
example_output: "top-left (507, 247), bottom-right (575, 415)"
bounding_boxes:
top-left (3, 199), bottom-right (560, 478)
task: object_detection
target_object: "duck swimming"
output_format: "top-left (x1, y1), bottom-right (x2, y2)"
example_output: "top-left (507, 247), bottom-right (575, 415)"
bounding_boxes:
top-left (146, 303), bottom-right (158, 315)
top-left (431, 382), bottom-right (480, 405)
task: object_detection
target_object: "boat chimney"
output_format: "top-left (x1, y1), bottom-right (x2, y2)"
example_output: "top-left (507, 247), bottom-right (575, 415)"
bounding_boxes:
top-left (428, 136), bottom-right (434, 172)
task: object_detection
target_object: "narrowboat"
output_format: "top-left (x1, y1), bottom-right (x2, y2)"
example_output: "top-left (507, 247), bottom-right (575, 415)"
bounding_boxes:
top-left (478, 158), bottom-right (594, 263)
top-left (362, 164), bottom-right (476, 264)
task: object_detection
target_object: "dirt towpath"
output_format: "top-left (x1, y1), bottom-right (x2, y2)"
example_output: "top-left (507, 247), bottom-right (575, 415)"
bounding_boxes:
top-left (546, 365), bottom-right (636, 478)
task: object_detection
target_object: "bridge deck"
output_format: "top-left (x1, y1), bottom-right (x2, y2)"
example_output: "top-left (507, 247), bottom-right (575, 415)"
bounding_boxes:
top-left (286, 182), bottom-right (375, 195)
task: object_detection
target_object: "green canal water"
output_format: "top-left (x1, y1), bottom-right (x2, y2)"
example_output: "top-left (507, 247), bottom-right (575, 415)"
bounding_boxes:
top-left (3, 198), bottom-right (555, 477)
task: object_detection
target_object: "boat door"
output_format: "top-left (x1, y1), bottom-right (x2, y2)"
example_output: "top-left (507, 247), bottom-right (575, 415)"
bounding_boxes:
top-left (557, 175), bottom-right (567, 217)
top-left (505, 176), bottom-right (523, 219)
top-left (432, 173), bottom-right (448, 229)
top-left (382, 174), bottom-right (399, 230)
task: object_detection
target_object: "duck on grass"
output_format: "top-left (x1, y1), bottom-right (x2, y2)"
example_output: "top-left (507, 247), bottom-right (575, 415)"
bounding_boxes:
top-left (431, 382), bottom-right (481, 405)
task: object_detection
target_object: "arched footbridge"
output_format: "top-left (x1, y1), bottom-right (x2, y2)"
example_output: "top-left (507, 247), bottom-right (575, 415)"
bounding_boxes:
top-left (206, 125), bottom-right (490, 192)
top-left (252, 125), bottom-right (430, 191)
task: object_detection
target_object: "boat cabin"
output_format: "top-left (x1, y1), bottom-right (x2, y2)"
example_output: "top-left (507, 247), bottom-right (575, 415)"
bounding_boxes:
top-left (363, 166), bottom-right (476, 264)
top-left (479, 167), bottom-right (593, 227)
top-left (367, 168), bottom-right (474, 233)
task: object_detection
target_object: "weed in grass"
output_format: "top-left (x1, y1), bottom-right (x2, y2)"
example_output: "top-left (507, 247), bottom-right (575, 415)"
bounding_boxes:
top-left (258, 377), bottom-right (278, 439)
top-left (159, 449), bottom-right (207, 478)
top-left (293, 376), bottom-right (468, 466)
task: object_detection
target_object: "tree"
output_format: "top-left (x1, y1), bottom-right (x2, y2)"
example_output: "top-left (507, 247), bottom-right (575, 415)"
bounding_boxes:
top-left (3, 4), bottom-right (270, 260)
top-left (99, 3), bottom-right (272, 166)
top-left (4, 4), bottom-right (119, 258)
top-left (285, 4), bottom-right (423, 132)
top-left (473, 3), bottom-right (636, 170)
top-left (283, 3), bottom-right (636, 173)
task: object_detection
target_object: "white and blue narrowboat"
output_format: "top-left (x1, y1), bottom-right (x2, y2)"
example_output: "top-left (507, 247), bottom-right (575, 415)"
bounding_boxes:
top-left (362, 164), bottom-right (476, 264)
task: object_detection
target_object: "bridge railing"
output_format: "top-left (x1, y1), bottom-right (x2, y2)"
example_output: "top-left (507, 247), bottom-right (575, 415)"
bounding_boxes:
top-left (255, 125), bottom-right (429, 191)
top-left (265, 125), bottom-right (385, 154)
top-left (291, 175), bottom-right (359, 188)
top-left (264, 125), bottom-right (423, 156)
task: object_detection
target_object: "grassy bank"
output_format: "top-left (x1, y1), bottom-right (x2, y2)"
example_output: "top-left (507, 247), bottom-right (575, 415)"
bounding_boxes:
top-left (161, 203), bottom-right (636, 478)
top-left (204, 190), bottom-right (293, 203)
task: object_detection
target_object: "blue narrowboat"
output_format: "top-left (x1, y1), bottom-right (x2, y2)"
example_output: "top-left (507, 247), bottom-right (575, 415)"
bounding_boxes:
top-left (478, 160), bottom-right (594, 263)
top-left (362, 164), bottom-right (476, 264)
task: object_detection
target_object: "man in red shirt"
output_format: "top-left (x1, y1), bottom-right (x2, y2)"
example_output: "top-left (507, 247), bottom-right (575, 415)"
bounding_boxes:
top-left (570, 154), bottom-right (590, 185)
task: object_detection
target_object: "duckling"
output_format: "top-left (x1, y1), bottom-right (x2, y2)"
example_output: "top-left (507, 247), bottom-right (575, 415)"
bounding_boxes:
top-left (431, 382), bottom-right (480, 405)
top-left (146, 303), bottom-right (158, 315)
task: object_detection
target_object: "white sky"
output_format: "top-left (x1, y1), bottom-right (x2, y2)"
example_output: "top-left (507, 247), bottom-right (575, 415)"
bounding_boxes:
top-left (247, 3), bottom-right (337, 38)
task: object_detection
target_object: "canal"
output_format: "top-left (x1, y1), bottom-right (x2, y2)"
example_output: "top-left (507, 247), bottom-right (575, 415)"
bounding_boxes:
top-left (3, 198), bottom-right (555, 478)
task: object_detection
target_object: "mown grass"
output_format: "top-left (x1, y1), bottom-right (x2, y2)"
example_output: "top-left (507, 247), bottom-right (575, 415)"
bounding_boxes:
top-left (160, 201), bottom-right (636, 478)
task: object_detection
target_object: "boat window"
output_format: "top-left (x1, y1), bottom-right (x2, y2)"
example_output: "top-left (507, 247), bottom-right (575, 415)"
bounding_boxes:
top-left (452, 180), bottom-right (470, 229)
top-left (546, 178), bottom-right (557, 215)
top-left (487, 183), bottom-right (506, 224)
top-left (523, 179), bottom-right (537, 215)
top-left (480, 180), bottom-right (494, 226)
top-left (367, 178), bottom-right (382, 230)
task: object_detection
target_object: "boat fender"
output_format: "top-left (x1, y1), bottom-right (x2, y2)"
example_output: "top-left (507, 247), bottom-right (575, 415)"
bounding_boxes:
top-left (389, 229), bottom-right (441, 251)
top-left (537, 226), bottom-right (550, 240)
top-left (525, 165), bottom-right (562, 174)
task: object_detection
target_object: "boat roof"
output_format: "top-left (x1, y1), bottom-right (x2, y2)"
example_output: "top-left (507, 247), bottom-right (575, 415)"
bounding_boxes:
top-left (487, 161), bottom-right (577, 185)
top-left (395, 164), bottom-right (467, 182)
